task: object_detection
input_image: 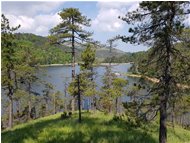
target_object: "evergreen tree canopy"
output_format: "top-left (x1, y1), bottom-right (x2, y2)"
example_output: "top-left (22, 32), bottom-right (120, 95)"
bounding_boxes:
top-left (81, 44), bottom-right (96, 71)
top-left (119, 2), bottom-right (190, 143)
top-left (49, 8), bottom-right (92, 45)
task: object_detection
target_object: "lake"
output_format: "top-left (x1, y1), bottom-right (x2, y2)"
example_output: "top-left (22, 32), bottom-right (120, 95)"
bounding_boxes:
top-left (34, 63), bottom-right (138, 95)
top-left (1, 63), bottom-right (149, 114)
top-left (32, 63), bottom-right (148, 111)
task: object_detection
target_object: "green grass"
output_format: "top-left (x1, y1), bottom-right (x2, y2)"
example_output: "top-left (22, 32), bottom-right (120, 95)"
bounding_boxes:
top-left (2, 111), bottom-right (190, 143)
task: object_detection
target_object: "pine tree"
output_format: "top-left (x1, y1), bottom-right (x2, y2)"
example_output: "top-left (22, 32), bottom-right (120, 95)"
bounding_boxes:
top-left (67, 73), bottom-right (89, 122)
top-left (80, 44), bottom-right (97, 110)
top-left (49, 8), bottom-right (93, 112)
top-left (1, 14), bottom-right (20, 128)
top-left (99, 67), bottom-right (116, 113)
top-left (99, 67), bottom-right (127, 114)
top-left (51, 91), bottom-right (64, 114)
top-left (42, 83), bottom-right (54, 116)
top-left (112, 78), bottom-right (128, 115)
top-left (14, 40), bottom-right (39, 121)
top-left (119, 2), bottom-right (190, 143)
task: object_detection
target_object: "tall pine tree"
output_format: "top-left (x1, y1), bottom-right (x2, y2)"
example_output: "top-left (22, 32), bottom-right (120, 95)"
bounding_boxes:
top-left (1, 14), bottom-right (20, 128)
top-left (119, 2), bottom-right (190, 143)
top-left (49, 8), bottom-right (93, 112)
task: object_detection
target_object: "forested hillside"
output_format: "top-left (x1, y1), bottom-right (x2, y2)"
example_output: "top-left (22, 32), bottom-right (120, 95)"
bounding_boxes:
top-left (15, 33), bottom-right (125, 64)
top-left (15, 33), bottom-right (71, 65)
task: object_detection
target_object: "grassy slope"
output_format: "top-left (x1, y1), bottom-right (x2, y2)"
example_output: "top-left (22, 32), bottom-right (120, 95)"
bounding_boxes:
top-left (2, 112), bottom-right (190, 143)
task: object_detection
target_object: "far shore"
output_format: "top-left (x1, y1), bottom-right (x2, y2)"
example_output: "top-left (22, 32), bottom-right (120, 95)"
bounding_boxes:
top-left (38, 62), bottom-right (133, 67)
top-left (125, 73), bottom-right (190, 89)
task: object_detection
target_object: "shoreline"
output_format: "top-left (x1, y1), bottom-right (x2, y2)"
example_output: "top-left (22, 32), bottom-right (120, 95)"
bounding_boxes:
top-left (125, 73), bottom-right (190, 89)
top-left (38, 62), bottom-right (133, 67)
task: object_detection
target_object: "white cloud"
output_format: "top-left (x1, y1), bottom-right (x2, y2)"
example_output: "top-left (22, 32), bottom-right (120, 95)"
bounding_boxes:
top-left (91, 1), bottom-right (139, 32)
top-left (2, 1), bottom-right (63, 36)
top-left (97, 1), bottom-right (139, 10)
top-left (128, 3), bottom-right (139, 12)
top-left (6, 13), bottom-right (61, 36)
top-left (2, 1), bottom-right (142, 36)
top-left (92, 9), bottom-right (124, 32)
top-left (2, 2), bottom-right (63, 17)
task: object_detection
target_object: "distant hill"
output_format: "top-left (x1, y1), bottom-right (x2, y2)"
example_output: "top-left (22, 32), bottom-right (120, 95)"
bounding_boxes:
top-left (15, 33), bottom-right (48, 46)
top-left (15, 33), bottom-right (126, 62)
top-left (15, 33), bottom-right (71, 65)
top-left (95, 47), bottom-right (126, 61)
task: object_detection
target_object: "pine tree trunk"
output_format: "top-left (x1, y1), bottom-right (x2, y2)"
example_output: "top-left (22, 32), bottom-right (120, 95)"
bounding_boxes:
top-left (64, 83), bottom-right (68, 113)
top-left (77, 75), bottom-right (82, 123)
top-left (115, 97), bottom-right (118, 115)
top-left (159, 97), bottom-right (167, 143)
top-left (28, 82), bottom-right (31, 120)
top-left (180, 116), bottom-right (182, 126)
top-left (94, 96), bottom-right (97, 111)
top-left (64, 101), bottom-right (67, 113)
top-left (8, 98), bottom-right (13, 128)
top-left (46, 102), bottom-right (49, 116)
top-left (92, 96), bottom-right (96, 112)
top-left (17, 100), bottom-right (21, 122)
top-left (28, 100), bottom-right (31, 120)
top-left (72, 97), bottom-right (75, 113)
top-left (171, 102), bottom-right (175, 129)
top-left (91, 97), bottom-right (94, 111)
top-left (53, 96), bottom-right (56, 114)
top-left (159, 9), bottom-right (174, 140)
top-left (87, 98), bottom-right (90, 111)
top-left (71, 17), bottom-right (75, 113)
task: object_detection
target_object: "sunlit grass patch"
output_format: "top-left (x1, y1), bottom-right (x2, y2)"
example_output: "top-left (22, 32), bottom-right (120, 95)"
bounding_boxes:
top-left (2, 111), bottom-right (190, 143)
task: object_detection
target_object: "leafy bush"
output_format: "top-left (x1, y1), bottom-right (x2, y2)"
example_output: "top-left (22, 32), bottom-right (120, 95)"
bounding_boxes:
top-left (61, 112), bottom-right (68, 119)
top-left (68, 112), bottom-right (72, 116)
top-left (112, 115), bottom-right (122, 122)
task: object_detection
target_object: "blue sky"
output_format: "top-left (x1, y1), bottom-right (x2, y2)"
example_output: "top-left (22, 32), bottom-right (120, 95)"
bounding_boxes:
top-left (2, 1), bottom-right (190, 52)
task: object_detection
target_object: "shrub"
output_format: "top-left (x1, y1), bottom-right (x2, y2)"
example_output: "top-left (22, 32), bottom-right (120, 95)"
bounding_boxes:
top-left (112, 115), bottom-right (122, 122)
top-left (68, 112), bottom-right (72, 116)
top-left (61, 112), bottom-right (68, 119)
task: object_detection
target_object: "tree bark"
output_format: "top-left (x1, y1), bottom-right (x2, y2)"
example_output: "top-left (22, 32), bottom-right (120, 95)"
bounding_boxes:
top-left (93, 96), bottom-right (97, 111)
top-left (28, 82), bottom-right (31, 120)
top-left (77, 75), bottom-right (82, 123)
top-left (71, 98), bottom-right (75, 113)
top-left (8, 97), bottom-right (13, 128)
top-left (17, 100), bottom-right (21, 122)
top-left (171, 102), bottom-right (175, 129)
top-left (159, 6), bottom-right (174, 142)
top-left (87, 98), bottom-right (90, 111)
top-left (53, 95), bottom-right (56, 114)
top-left (159, 97), bottom-right (167, 143)
top-left (7, 67), bottom-right (14, 128)
top-left (64, 83), bottom-right (68, 113)
top-left (115, 97), bottom-right (118, 115)
top-left (71, 17), bottom-right (76, 113)
top-left (28, 100), bottom-right (31, 120)
top-left (64, 101), bottom-right (68, 113)
top-left (46, 102), bottom-right (49, 116)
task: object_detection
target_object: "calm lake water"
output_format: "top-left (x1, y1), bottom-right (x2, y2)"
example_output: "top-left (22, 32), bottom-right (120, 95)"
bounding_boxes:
top-left (2, 63), bottom-right (148, 114)
top-left (32, 63), bottom-right (149, 110)
top-left (34, 63), bottom-right (135, 95)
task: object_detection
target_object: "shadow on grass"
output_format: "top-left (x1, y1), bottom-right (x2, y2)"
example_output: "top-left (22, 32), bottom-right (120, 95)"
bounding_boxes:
top-left (2, 113), bottom-right (157, 143)
top-left (2, 117), bottom-right (62, 143)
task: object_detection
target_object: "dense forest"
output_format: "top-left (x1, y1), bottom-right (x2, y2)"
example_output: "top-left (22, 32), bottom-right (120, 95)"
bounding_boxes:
top-left (15, 33), bottom-right (126, 64)
top-left (15, 33), bottom-right (71, 65)
top-left (1, 1), bottom-right (190, 143)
